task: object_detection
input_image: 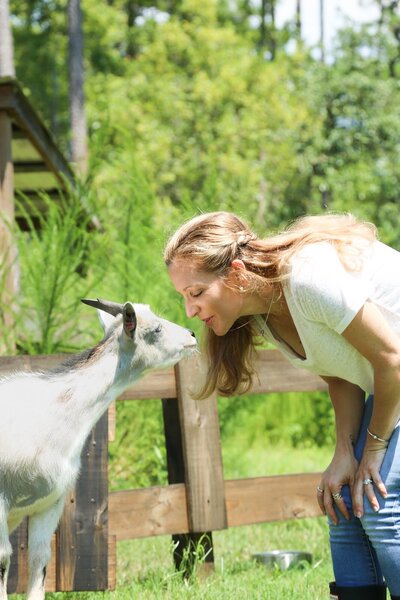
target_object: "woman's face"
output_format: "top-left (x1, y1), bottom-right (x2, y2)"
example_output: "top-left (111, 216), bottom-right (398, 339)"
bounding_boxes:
top-left (168, 260), bottom-right (244, 336)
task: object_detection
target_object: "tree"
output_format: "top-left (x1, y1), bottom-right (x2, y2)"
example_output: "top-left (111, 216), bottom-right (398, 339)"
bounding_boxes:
top-left (68, 0), bottom-right (88, 175)
top-left (376, 0), bottom-right (400, 76)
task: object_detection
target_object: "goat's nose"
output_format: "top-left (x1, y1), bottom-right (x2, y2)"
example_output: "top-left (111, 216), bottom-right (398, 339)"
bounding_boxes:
top-left (190, 330), bottom-right (196, 339)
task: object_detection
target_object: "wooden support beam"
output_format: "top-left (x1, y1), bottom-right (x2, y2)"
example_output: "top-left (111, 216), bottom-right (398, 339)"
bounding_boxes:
top-left (109, 485), bottom-right (189, 540)
top-left (0, 109), bottom-right (18, 351)
top-left (56, 413), bottom-right (109, 591)
top-left (0, 79), bottom-right (75, 188)
top-left (174, 356), bottom-right (227, 533)
top-left (108, 472), bottom-right (323, 541)
top-left (162, 397), bottom-right (215, 575)
top-left (225, 473), bottom-right (322, 526)
top-left (13, 159), bottom-right (47, 173)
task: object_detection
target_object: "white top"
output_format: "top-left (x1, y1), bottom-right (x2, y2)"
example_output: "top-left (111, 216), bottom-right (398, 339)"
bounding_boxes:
top-left (255, 240), bottom-right (400, 394)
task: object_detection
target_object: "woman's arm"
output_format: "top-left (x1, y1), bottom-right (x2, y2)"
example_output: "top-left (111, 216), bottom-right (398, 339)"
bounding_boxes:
top-left (318, 376), bottom-right (365, 524)
top-left (342, 301), bottom-right (400, 516)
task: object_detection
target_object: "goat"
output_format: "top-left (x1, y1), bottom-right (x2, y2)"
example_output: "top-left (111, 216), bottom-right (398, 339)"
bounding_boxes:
top-left (0, 298), bottom-right (197, 600)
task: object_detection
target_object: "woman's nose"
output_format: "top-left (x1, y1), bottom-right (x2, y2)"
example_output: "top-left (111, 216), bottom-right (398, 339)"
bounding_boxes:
top-left (185, 300), bottom-right (198, 319)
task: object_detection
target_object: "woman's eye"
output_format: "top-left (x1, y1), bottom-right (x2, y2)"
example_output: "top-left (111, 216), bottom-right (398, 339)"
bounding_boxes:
top-left (191, 290), bottom-right (203, 298)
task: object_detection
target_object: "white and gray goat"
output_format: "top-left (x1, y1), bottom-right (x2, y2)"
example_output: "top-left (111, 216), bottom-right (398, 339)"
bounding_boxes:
top-left (0, 299), bottom-right (197, 600)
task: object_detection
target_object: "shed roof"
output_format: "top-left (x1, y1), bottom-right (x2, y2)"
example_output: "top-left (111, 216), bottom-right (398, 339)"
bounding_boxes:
top-left (0, 77), bottom-right (99, 230)
top-left (0, 77), bottom-right (74, 185)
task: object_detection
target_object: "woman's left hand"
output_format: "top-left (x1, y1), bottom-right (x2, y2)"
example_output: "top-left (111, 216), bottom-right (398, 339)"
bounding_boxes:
top-left (352, 442), bottom-right (388, 517)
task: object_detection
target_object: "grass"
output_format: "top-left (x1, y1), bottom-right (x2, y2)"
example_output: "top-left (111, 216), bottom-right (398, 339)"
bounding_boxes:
top-left (11, 443), bottom-right (334, 599)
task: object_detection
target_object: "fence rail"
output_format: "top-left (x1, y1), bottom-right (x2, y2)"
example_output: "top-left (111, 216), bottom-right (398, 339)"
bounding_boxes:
top-left (0, 349), bottom-right (327, 593)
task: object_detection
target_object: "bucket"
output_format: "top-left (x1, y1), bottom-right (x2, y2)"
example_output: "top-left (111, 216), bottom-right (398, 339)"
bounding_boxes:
top-left (252, 550), bottom-right (312, 571)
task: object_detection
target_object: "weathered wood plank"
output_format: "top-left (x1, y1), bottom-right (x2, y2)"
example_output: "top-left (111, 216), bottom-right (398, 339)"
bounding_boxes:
top-left (109, 484), bottom-right (189, 541)
top-left (56, 413), bottom-right (109, 591)
top-left (162, 397), bottom-right (215, 573)
top-left (8, 519), bottom-right (29, 593)
top-left (0, 80), bottom-right (75, 187)
top-left (0, 110), bottom-right (17, 352)
top-left (108, 535), bottom-right (117, 591)
top-left (253, 350), bottom-right (327, 393)
top-left (0, 355), bottom-right (177, 399)
top-left (118, 367), bottom-right (177, 400)
top-left (108, 473), bottom-right (323, 541)
top-left (0, 349), bottom-right (325, 398)
top-left (175, 356), bottom-right (227, 533)
top-left (225, 473), bottom-right (322, 526)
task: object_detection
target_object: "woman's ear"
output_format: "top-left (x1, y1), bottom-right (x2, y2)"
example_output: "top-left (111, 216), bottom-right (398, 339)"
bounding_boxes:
top-left (228, 259), bottom-right (247, 288)
top-left (230, 259), bottom-right (246, 271)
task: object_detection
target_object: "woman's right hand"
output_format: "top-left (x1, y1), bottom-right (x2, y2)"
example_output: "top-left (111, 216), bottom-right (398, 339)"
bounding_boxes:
top-left (317, 448), bottom-right (359, 525)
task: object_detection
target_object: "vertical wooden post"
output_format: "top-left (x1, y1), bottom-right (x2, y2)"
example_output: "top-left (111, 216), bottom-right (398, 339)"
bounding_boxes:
top-left (0, 110), bottom-right (18, 351)
top-left (56, 412), bottom-right (109, 590)
top-left (8, 519), bottom-right (29, 593)
top-left (162, 397), bottom-right (215, 575)
top-left (175, 355), bottom-right (227, 533)
top-left (164, 355), bottom-right (227, 575)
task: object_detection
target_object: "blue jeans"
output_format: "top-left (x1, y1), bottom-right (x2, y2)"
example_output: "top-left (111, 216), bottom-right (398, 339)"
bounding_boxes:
top-left (329, 395), bottom-right (400, 594)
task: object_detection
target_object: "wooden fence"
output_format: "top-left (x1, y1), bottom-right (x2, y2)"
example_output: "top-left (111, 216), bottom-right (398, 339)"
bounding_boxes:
top-left (0, 349), bottom-right (328, 593)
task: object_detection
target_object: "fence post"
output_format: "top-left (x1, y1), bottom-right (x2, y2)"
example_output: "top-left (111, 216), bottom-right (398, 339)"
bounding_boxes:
top-left (170, 355), bottom-right (227, 573)
top-left (56, 411), bottom-right (110, 590)
top-left (162, 397), bottom-right (214, 575)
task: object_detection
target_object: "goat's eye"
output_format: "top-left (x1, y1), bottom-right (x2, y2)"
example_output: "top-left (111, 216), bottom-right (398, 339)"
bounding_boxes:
top-left (154, 324), bottom-right (162, 334)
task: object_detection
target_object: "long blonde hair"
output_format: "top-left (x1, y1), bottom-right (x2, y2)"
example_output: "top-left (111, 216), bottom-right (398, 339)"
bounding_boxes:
top-left (164, 212), bottom-right (377, 397)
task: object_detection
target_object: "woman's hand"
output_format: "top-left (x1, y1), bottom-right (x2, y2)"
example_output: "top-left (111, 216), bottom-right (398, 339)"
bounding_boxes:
top-left (351, 440), bottom-right (388, 518)
top-left (317, 449), bottom-right (359, 525)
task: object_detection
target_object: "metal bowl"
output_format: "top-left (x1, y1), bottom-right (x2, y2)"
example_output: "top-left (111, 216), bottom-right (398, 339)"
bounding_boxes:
top-left (252, 550), bottom-right (312, 571)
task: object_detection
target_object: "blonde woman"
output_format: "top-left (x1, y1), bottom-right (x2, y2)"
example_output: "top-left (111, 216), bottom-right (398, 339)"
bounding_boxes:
top-left (164, 211), bottom-right (400, 600)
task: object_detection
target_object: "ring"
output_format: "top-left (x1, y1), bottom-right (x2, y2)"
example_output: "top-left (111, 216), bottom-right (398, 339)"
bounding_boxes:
top-left (332, 492), bottom-right (342, 501)
top-left (316, 486), bottom-right (324, 494)
top-left (363, 478), bottom-right (373, 485)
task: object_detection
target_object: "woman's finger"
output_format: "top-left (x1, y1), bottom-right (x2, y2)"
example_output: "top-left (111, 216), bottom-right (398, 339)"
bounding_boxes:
top-left (316, 484), bottom-right (325, 514)
top-left (324, 492), bottom-right (338, 525)
top-left (331, 489), bottom-right (350, 521)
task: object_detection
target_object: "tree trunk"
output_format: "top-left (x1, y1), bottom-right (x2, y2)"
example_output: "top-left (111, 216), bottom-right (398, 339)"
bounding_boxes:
top-left (296, 0), bottom-right (302, 40)
top-left (68, 0), bottom-right (88, 176)
top-left (0, 0), bottom-right (16, 77)
top-left (319, 0), bottom-right (325, 63)
top-left (259, 0), bottom-right (276, 60)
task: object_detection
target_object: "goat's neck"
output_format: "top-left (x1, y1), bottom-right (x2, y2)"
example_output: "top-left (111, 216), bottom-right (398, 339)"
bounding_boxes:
top-left (58, 347), bottom-right (138, 445)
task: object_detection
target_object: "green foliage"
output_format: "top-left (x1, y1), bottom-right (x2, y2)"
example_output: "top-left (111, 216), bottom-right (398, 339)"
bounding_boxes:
top-left (13, 188), bottom-right (101, 354)
top-left (218, 391), bottom-right (335, 452)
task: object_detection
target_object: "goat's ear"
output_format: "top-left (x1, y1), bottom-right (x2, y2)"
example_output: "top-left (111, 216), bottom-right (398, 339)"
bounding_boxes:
top-left (123, 302), bottom-right (137, 338)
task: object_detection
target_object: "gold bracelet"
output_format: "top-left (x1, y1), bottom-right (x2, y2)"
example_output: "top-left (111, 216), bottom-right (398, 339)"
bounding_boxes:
top-left (367, 428), bottom-right (389, 444)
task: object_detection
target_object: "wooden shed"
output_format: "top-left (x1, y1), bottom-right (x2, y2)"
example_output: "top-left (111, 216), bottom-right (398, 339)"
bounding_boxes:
top-left (0, 77), bottom-right (98, 344)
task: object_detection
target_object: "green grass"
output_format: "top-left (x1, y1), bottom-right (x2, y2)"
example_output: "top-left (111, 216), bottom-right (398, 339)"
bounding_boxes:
top-left (11, 518), bottom-right (332, 599)
top-left (11, 444), bottom-right (334, 599)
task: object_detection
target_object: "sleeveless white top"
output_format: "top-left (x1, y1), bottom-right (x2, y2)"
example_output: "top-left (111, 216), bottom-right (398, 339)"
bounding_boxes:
top-left (255, 240), bottom-right (400, 394)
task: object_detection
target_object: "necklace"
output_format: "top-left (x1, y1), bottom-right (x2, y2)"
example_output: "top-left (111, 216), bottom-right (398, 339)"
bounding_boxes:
top-left (229, 289), bottom-right (275, 334)
top-left (254, 290), bottom-right (275, 337)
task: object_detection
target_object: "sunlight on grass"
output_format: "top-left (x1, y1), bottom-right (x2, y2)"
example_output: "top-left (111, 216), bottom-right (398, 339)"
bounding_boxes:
top-left (222, 441), bottom-right (332, 480)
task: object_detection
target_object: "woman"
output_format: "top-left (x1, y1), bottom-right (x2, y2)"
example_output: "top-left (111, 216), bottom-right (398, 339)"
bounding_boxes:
top-left (164, 211), bottom-right (400, 600)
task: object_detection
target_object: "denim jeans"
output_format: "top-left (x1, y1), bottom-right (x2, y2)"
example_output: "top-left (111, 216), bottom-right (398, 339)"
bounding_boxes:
top-left (329, 395), bottom-right (400, 594)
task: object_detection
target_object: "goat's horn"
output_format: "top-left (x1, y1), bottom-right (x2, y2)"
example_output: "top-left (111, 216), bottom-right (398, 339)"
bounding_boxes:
top-left (81, 298), bottom-right (124, 316)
